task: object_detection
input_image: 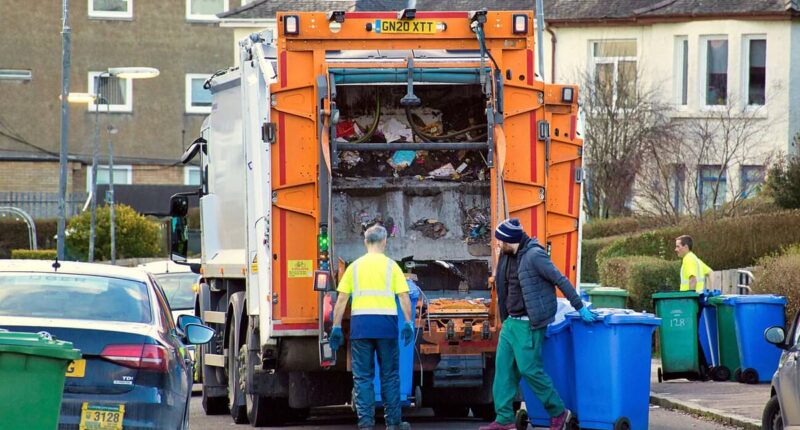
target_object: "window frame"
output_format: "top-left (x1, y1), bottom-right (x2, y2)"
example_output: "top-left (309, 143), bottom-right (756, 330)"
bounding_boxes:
top-left (699, 36), bottom-right (730, 108)
top-left (589, 39), bottom-right (638, 110)
top-left (674, 36), bottom-right (689, 106)
top-left (86, 164), bottom-right (133, 192)
top-left (739, 165), bottom-right (766, 199)
top-left (742, 35), bottom-right (767, 107)
top-left (185, 0), bottom-right (230, 22)
top-left (88, 0), bottom-right (133, 20)
top-left (184, 166), bottom-right (201, 186)
top-left (698, 164), bottom-right (728, 213)
top-left (87, 72), bottom-right (133, 113)
top-left (0, 69), bottom-right (32, 82)
top-left (185, 74), bottom-right (213, 114)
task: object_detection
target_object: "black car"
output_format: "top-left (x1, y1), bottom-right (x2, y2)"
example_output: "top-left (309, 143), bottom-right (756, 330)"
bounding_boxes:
top-left (0, 260), bottom-right (214, 430)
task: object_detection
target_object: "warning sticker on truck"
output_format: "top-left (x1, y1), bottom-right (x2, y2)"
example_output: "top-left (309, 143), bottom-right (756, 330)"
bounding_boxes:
top-left (287, 260), bottom-right (313, 278)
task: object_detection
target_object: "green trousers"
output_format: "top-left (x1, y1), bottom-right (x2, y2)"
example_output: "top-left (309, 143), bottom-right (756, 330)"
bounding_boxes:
top-left (493, 317), bottom-right (565, 424)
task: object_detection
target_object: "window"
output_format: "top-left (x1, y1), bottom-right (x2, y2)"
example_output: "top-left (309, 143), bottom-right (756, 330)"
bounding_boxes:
top-left (0, 69), bottom-right (32, 82)
top-left (591, 40), bottom-right (637, 108)
top-left (744, 37), bottom-right (766, 106)
top-left (702, 38), bottom-right (728, 105)
top-left (675, 37), bottom-right (688, 105)
top-left (87, 165), bottom-right (132, 191)
top-left (698, 165), bottom-right (727, 212)
top-left (184, 166), bottom-right (201, 186)
top-left (740, 165), bottom-right (765, 199)
top-left (185, 74), bottom-right (213, 114)
top-left (87, 72), bottom-right (132, 112)
top-left (186, 0), bottom-right (229, 21)
top-left (88, 0), bottom-right (132, 19)
top-left (670, 164), bottom-right (686, 214)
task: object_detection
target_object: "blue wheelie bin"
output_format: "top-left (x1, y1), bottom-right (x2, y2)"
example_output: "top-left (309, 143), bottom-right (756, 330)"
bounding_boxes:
top-left (374, 279), bottom-right (420, 406)
top-left (567, 309), bottom-right (661, 430)
top-left (520, 317), bottom-right (575, 427)
top-left (726, 295), bottom-right (787, 384)
top-left (698, 292), bottom-right (721, 379)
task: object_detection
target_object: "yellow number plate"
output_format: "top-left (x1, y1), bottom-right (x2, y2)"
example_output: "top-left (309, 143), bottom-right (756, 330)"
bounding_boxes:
top-left (375, 19), bottom-right (436, 34)
top-left (66, 359), bottom-right (86, 378)
top-left (80, 403), bottom-right (124, 430)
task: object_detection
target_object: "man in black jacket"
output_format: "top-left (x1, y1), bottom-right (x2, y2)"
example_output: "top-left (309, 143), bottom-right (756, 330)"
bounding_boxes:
top-left (479, 219), bottom-right (596, 430)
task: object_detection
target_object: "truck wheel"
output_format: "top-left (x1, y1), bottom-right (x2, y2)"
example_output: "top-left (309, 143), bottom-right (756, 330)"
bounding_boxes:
top-left (202, 387), bottom-right (228, 415)
top-left (762, 396), bottom-right (783, 430)
top-left (228, 330), bottom-right (248, 423)
top-left (471, 404), bottom-right (495, 421)
top-left (433, 406), bottom-right (470, 418)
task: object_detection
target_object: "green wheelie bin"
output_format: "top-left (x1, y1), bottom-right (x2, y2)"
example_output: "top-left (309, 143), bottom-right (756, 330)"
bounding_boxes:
top-left (707, 295), bottom-right (740, 381)
top-left (588, 287), bottom-right (629, 309)
top-left (653, 291), bottom-right (704, 382)
top-left (0, 331), bottom-right (82, 430)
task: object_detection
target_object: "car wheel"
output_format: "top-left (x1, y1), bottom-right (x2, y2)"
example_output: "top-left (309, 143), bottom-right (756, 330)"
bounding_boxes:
top-left (762, 395), bottom-right (783, 430)
top-left (228, 330), bottom-right (248, 423)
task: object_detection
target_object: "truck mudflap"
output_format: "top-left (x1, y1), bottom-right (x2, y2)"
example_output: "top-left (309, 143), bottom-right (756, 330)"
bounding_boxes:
top-left (433, 354), bottom-right (485, 388)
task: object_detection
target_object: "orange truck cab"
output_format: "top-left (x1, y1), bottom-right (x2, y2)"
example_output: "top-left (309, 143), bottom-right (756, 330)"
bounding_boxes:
top-left (172, 7), bottom-right (582, 426)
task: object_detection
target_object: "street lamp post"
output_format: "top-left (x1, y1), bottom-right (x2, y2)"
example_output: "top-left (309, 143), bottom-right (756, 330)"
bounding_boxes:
top-left (57, 0), bottom-right (72, 261)
top-left (107, 125), bottom-right (118, 264)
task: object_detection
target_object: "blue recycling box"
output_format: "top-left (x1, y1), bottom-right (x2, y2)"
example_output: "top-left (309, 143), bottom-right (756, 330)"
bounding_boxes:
top-left (567, 309), bottom-right (660, 430)
top-left (374, 279), bottom-right (420, 406)
top-left (726, 295), bottom-right (787, 384)
top-left (520, 318), bottom-right (575, 427)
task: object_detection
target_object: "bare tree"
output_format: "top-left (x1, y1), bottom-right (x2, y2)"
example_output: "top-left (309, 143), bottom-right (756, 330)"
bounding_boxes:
top-left (636, 97), bottom-right (776, 220)
top-left (580, 63), bottom-right (676, 219)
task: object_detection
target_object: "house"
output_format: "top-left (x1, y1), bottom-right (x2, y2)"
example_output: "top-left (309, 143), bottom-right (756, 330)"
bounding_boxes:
top-left (0, 0), bottom-right (240, 217)
top-left (219, 0), bottom-right (800, 214)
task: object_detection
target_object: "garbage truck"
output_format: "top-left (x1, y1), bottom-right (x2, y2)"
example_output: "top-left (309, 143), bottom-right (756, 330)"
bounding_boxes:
top-left (168, 7), bottom-right (583, 426)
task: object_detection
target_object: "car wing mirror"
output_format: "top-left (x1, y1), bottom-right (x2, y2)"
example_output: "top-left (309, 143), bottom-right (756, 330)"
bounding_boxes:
top-left (765, 326), bottom-right (787, 349)
top-left (184, 323), bottom-right (215, 345)
top-left (177, 314), bottom-right (202, 332)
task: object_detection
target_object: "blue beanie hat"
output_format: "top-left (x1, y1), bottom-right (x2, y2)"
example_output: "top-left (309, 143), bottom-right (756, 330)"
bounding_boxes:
top-left (495, 218), bottom-right (524, 244)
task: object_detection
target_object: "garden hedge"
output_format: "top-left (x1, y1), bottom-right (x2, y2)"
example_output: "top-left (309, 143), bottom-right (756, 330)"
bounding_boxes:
top-left (752, 245), bottom-right (800, 324)
top-left (580, 235), bottom-right (622, 283)
top-left (598, 256), bottom-right (681, 313)
top-left (0, 219), bottom-right (58, 259)
top-left (11, 249), bottom-right (58, 260)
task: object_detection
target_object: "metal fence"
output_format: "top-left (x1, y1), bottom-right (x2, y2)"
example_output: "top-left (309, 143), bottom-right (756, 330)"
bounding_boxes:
top-left (0, 192), bottom-right (88, 219)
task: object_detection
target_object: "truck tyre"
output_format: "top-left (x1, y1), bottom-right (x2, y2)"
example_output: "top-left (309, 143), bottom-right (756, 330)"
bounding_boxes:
top-left (228, 317), bottom-right (248, 423)
top-left (202, 387), bottom-right (229, 415)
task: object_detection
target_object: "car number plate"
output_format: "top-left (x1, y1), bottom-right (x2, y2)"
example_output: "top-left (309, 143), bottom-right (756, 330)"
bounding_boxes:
top-left (66, 359), bottom-right (86, 378)
top-left (374, 19), bottom-right (436, 34)
top-left (79, 403), bottom-right (124, 430)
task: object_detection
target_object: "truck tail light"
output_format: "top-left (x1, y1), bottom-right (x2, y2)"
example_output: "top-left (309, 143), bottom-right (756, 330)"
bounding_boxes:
top-left (512, 14), bottom-right (528, 34)
top-left (284, 15), bottom-right (299, 35)
top-left (101, 344), bottom-right (169, 373)
top-left (314, 270), bottom-right (331, 292)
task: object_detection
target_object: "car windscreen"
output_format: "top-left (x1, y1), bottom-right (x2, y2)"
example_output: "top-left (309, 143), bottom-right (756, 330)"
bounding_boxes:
top-left (153, 273), bottom-right (197, 310)
top-left (0, 273), bottom-right (152, 323)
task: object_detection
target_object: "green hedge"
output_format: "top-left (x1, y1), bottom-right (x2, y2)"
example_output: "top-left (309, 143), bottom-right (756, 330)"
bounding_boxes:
top-left (599, 256), bottom-right (681, 313)
top-left (596, 211), bottom-right (800, 272)
top-left (583, 216), bottom-right (673, 240)
top-left (11, 249), bottom-right (58, 260)
top-left (753, 244), bottom-right (800, 324)
top-left (0, 219), bottom-right (58, 259)
top-left (580, 235), bottom-right (622, 283)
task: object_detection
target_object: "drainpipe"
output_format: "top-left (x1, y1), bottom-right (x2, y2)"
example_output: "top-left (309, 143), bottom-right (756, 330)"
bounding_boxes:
top-left (546, 27), bottom-right (558, 83)
top-left (535, 0), bottom-right (546, 82)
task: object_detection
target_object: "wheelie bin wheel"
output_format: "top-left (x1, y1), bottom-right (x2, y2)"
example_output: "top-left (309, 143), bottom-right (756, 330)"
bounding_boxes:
top-left (657, 367), bottom-right (663, 383)
top-left (742, 368), bottom-right (760, 385)
top-left (613, 417), bottom-right (631, 430)
top-left (734, 368), bottom-right (743, 383)
top-left (714, 366), bottom-right (731, 382)
top-left (515, 409), bottom-right (529, 430)
top-left (566, 414), bottom-right (580, 430)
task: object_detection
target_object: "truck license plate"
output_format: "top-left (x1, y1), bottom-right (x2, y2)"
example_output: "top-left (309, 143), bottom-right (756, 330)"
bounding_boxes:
top-left (79, 403), bottom-right (124, 430)
top-left (374, 19), bottom-right (436, 34)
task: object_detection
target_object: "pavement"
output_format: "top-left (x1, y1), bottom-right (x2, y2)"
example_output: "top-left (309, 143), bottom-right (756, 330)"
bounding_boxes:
top-left (649, 359), bottom-right (771, 429)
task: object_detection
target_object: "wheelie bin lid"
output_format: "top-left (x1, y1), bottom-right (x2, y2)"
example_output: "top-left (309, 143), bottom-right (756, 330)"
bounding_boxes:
top-left (0, 331), bottom-right (82, 361)
top-left (652, 291), bottom-right (700, 300)
top-left (588, 287), bottom-right (629, 297)
top-left (567, 309), bottom-right (661, 326)
top-left (707, 295), bottom-right (735, 306)
top-left (724, 295), bottom-right (787, 305)
top-left (546, 318), bottom-right (571, 337)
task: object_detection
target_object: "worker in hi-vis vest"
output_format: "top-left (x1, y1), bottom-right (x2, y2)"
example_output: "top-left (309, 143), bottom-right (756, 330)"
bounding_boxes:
top-left (675, 235), bottom-right (713, 293)
top-left (330, 224), bottom-right (413, 430)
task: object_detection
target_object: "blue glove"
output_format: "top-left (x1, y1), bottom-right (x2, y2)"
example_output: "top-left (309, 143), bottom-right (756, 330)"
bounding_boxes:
top-left (329, 326), bottom-right (343, 351)
top-left (401, 322), bottom-right (414, 347)
top-left (579, 307), bottom-right (599, 323)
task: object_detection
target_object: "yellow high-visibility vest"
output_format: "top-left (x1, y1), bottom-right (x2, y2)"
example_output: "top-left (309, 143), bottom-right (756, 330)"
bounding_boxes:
top-left (680, 251), bottom-right (712, 293)
top-left (337, 253), bottom-right (409, 316)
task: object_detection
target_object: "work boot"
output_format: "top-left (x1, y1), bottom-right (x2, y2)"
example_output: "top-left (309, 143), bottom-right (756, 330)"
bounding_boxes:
top-left (386, 422), bottom-right (411, 430)
top-left (478, 422), bottom-right (515, 430)
top-left (550, 409), bottom-right (572, 430)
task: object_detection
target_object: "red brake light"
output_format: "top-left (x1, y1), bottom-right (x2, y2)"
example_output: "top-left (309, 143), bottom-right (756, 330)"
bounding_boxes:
top-left (101, 344), bottom-right (169, 373)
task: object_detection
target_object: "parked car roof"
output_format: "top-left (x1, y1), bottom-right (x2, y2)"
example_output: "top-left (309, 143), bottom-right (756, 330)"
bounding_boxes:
top-left (0, 259), bottom-right (151, 283)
